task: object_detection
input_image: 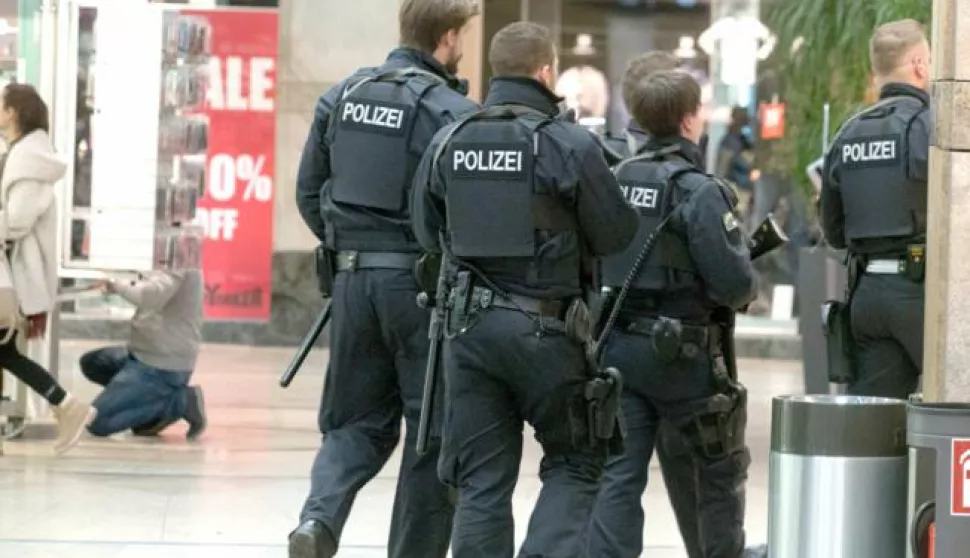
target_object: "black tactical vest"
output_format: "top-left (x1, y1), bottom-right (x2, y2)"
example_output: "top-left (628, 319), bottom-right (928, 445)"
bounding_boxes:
top-left (599, 151), bottom-right (703, 293)
top-left (834, 96), bottom-right (927, 243)
top-left (328, 67), bottom-right (445, 212)
top-left (432, 105), bottom-right (577, 259)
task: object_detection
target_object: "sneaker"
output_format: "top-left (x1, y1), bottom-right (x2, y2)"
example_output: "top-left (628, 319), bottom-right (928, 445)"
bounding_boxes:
top-left (53, 395), bottom-right (97, 455)
top-left (185, 385), bottom-right (207, 441)
top-left (289, 520), bottom-right (336, 558)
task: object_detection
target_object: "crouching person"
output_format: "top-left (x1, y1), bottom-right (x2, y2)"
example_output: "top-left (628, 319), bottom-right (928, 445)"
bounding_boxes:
top-left (82, 269), bottom-right (207, 440)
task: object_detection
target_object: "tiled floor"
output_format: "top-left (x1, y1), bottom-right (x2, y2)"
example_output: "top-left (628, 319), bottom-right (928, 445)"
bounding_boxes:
top-left (0, 341), bottom-right (804, 557)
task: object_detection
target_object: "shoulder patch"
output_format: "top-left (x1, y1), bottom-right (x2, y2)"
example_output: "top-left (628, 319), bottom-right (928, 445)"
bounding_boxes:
top-left (723, 211), bottom-right (740, 233)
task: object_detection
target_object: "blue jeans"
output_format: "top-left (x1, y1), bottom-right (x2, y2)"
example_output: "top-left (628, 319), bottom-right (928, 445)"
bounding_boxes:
top-left (80, 346), bottom-right (191, 437)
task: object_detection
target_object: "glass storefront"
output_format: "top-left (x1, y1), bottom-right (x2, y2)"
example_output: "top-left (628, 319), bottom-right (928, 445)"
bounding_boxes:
top-left (482, 0), bottom-right (809, 320)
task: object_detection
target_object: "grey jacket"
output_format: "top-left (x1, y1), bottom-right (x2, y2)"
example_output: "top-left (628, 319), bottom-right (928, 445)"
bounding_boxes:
top-left (111, 269), bottom-right (203, 372)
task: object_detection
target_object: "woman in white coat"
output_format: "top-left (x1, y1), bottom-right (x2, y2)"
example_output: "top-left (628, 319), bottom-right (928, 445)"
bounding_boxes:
top-left (0, 83), bottom-right (95, 454)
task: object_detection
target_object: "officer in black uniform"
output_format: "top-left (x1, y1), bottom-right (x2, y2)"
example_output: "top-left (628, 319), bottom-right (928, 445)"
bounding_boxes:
top-left (586, 70), bottom-right (758, 558)
top-left (821, 19), bottom-right (931, 399)
top-left (597, 49), bottom-right (714, 558)
top-left (289, 1), bottom-right (480, 557)
top-left (410, 21), bottom-right (638, 558)
top-left (600, 52), bottom-right (678, 162)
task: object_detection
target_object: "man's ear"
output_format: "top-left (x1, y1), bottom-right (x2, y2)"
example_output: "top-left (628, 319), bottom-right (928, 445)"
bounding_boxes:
top-left (441, 28), bottom-right (458, 49)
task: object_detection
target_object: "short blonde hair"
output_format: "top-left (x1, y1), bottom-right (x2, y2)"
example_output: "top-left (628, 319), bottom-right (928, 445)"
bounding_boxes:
top-left (869, 19), bottom-right (927, 77)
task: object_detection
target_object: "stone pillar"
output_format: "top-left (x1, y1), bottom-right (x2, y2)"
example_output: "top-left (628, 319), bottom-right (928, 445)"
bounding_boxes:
top-left (922, 0), bottom-right (970, 402)
top-left (269, 0), bottom-right (483, 344)
top-left (703, 0), bottom-right (762, 172)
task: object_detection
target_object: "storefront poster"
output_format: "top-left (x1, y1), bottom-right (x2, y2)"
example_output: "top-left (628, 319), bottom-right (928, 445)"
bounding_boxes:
top-left (183, 9), bottom-right (277, 321)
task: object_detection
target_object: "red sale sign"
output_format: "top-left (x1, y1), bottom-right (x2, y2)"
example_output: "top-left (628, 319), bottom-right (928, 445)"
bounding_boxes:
top-left (183, 9), bottom-right (277, 320)
top-left (952, 439), bottom-right (970, 515)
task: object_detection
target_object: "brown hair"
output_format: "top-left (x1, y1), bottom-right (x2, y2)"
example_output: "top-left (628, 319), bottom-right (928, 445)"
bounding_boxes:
top-left (621, 51), bottom-right (679, 111)
top-left (3, 83), bottom-right (49, 136)
top-left (399, 0), bottom-right (480, 53)
top-left (489, 21), bottom-right (557, 78)
top-left (869, 19), bottom-right (927, 77)
top-left (631, 70), bottom-right (701, 138)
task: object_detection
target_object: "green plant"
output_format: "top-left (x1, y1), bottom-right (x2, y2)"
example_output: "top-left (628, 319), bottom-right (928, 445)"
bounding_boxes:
top-left (762, 0), bottom-right (932, 193)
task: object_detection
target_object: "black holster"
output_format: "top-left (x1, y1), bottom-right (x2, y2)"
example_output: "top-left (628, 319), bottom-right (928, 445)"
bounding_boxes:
top-left (822, 300), bottom-right (856, 384)
top-left (315, 245), bottom-right (335, 298)
top-left (567, 297), bottom-right (625, 455)
top-left (903, 244), bottom-right (926, 283)
top-left (689, 383), bottom-right (747, 459)
top-left (413, 252), bottom-right (443, 295)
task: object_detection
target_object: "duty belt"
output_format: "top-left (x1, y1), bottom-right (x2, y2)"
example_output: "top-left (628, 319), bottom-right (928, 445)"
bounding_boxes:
top-left (621, 315), bottom-right (720, 350)
top-left (865, 259), bottom-right (904, 275)
top-left (461, 286), bottom-right (566, 320)
top-left (336, 251), bottom-right (416, 272)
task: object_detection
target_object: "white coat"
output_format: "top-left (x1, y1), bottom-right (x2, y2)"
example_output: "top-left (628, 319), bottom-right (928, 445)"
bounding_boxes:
top-left (1, 130), bottom-right (66, 317)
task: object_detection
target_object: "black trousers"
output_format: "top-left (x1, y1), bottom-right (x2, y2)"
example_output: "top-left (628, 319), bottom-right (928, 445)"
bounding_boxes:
top-left (849, 274), bottom-right (923, 399)
top-left (587, 328), bottom-right (751, 558)
top-left (439, 307), bottom-right (606, 558)
top-left (299, 268), bottom-right (453, 558)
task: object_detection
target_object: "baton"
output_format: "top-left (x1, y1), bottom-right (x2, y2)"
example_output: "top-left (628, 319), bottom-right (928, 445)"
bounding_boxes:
top-left (279, 301), bottom-right (332, 388)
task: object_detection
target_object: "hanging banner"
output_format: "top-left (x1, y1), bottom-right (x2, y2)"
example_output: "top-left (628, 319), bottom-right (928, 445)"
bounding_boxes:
top-left (760, 103), bottom-right (785, 139)
top-left (183, 9), bottom-right (277, 321)
top-left (952, 439), bottom-right (970, 516)
top-left (760, 102), bottom-right (786, 140)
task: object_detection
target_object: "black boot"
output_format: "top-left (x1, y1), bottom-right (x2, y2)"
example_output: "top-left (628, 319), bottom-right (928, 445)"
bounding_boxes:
top-left (184, 386), bottom-right (207, 440)
top-left (289, 520), bottom-right (337, 558)
top-left (132, 417), bottom-right (178, 437)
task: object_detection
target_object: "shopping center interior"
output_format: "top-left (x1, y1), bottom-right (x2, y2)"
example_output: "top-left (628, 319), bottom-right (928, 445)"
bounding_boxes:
top-left (1, 0), bottom-right (967, 556)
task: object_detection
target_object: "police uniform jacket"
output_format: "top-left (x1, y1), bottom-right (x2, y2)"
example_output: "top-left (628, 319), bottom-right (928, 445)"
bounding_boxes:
top-left (821, 82), bottom-right (930, 255)
top-left (615, 136), bottom-right (757, 317)
top-left (599, 123), bottom-right (710, 170)
top-left (295, 47), bottom-right (478, 253)
top-left (410, 77), bottom-right (638, 300)
top-left (601, 122), bottom-right (649, 163)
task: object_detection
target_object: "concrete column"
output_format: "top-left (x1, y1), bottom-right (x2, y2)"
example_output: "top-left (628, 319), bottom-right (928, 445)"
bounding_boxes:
top-left (458, 0), bottom-right (485, 102)
top-left (923, 0), bottom-right (970, 402)
top-left (267, 0), bottom-right (483, 344)
top-left (275, 0), bottom-right (400, 254)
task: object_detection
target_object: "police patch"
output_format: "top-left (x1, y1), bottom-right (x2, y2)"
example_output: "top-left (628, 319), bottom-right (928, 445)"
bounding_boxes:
top-left (723, 211), bottom-right (740, 232)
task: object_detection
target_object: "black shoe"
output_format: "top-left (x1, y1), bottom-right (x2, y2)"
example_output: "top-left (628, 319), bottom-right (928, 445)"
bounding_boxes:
top-left (288, 520), bottom-right (336, 558)
top-left (131, 417), bottom-right (178, 437)
top-left (184, 386), bottom-right (207, 441)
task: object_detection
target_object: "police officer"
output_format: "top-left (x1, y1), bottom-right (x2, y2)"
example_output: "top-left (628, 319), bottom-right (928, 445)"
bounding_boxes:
top-left (290, 1), bottom-right (480, 557)
top-left (410, 21), bottom-right (638, 558)
top-left (596, 49), bottom-right (713, 558)
top-left (585, 70), bottom-right (758, 558)
top-left (821, 19), bottom-right (931, 399)
top-left (600, 52), bottom-right (679, 162)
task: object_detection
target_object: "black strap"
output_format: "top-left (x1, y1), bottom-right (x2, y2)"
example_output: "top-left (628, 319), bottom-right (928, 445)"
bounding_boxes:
top-left (468, 286), bottom-right (564, 319)
top-left (336, 251), bottom-right (416, 271)
top-left (340, 66), bottom-right (445, 100)
top-left (623, 316), bottom-right (718, 347)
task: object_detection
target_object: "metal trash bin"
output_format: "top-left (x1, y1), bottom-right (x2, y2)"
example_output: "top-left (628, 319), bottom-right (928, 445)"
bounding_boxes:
top-left (768, 395), bottom-right (908, 558)
top-left (907, 402), bottom-right (970, 557)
